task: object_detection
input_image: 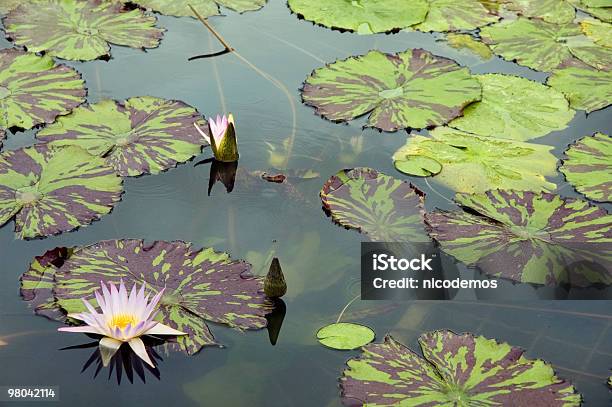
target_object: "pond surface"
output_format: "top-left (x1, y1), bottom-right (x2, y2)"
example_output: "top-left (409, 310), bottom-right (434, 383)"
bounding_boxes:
top-left (0, 2), bottom-right (611, 406)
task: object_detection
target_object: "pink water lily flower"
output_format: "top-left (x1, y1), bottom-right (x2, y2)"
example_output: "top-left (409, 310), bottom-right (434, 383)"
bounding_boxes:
top-left (194, 113), bottom-right (239, 162)
top-left (58, 280), bottom-right (186, 368)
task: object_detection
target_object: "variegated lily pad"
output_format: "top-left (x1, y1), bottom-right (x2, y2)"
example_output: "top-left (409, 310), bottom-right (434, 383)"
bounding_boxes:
top-left (571, 0), bottom-right (612, 22)
top-left (287, 0), bottom-right (428, 34)
top-left (448, 74), bottom-right (575, 140)
top-left (393, 128), bottom-right (557, 194)
top-left (426, 190), bottom-right (612, 286)
top-left (320, 168), bottom-right (428, 242)
top-left (0, 0), bottom-right (21, 14)
top-left (0, 49), bottom-right (86, 130)
top-left (414, 0), bottom-right (499, 32)
top-left (341, 332), bottom-right (581, 406)
top-left (4, 0), bottom-right (164, 61)
top-left (0, 144), bottom-right (122, 239)
top-left (547, 59), bottom-right (612, 113)
top-left (125, 0), bottom-right (266, 18)
top-left (560, 132), bottom-right (611, 202)
top-left (580, 18), bottom-right (612, 48)
top-left (302, 49), bottom-right (482, 132)
top-left (506, 0), bottom-right (576, 24)
top-left (481, 17), bottom-right (612, 72)
top-left (446, 33), bottom-right (493, 59)
top-left (22, 240), bottom-right (273, 355)
top-left (37, 97), bottom-right (206, 177)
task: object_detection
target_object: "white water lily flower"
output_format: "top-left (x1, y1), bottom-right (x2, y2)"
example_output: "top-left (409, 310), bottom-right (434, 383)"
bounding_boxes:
top-left (194, 113), bottom-right (239, 162)
top-left (58, 280), bottom-right (186, 367)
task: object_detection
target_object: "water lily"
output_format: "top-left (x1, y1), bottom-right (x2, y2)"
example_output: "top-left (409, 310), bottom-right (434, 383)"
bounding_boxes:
top-left (58, 280), bottom-right (186, 368)
top-left (195, 113), bottom-right (239, 162)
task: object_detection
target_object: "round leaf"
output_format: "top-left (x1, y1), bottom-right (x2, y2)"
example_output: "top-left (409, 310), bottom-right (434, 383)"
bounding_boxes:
top-left (50, 240), bottom-right (272, 355)
top-left (570, 0), bottom-right (612, 22)
top-left (302, 49), bottom-right (482, 132)
top-left (547, 59), bottom-right (612, 113)
top-left (341, 332), bottom-right (581, 406)
top-left (4, 0), bottom-right (164, 61)
top-left (0, 49), bottom-right (86, 130)
top-left (317, 323), bottom-right (375, 350)
top-left (561, 132), bottom-right (611, 202)
top-left (414, 0), bottom-right (499, 32)
top-left (287, 0), bottom-right (428, 34)
top-left (580, 18), bottom-right (612, 48)
top-left (320, 167), bottom-right (429, 242)
top-left (0, 144), bottom-right (123, 239)
top-left (448, 74), bottom-right (575, 140)
top-left (37, 97), bottom-right (206, 176)
top-left (126, 0), bottom-right (266, 18)
top-left (426, 190), bottom-right (612, 286)
top-left (506, 0), bottom-right (576, 24)
top-left (393, 128), bottom-right (558, 194)
top-left (480, 17), bottom-right (612, 72)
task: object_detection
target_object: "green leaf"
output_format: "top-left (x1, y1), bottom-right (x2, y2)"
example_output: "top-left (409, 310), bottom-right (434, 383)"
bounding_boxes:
top-left (481, 17), bottom-right (612, 72)
top-left (426, 190), bottom-right (612, 286)
top-left (320, 167), bottom-right (429, 242)
top-left (302, 49), bottom-right (482, 132)
top-left (448, 74), bottom-right (575, 140)
top-left (317, 323), bottom-right (375, 350)
top-left (287, 0), bottom-right (428, 33)
top-left (560, 132), bottom-right (611, 202)
top-left (0, 0), bottom-right (21, 14)
top-left (126, 0), bottom-right (266, 18)
top-left (580, 18), bottom-right (612, 48)
top-left (37, 97), bottom-right (206, 177)
top-left (415, 0), bottom-right (499, 32)
top-left (446, 33), bottom-right (493, 59)
top-left (0, 49), bottom-right (86, 130)
top-left (47, 239), bottom-right (272, 355)
top-left (393, 128), bottom-right (557, 194)
top-left (547, 59), bottom-right (612, 113)
top-left (0, 144), bottom-right (123, 239)
top-left (572, 0), bottom-right (612, 22)
top-left (341, 332), bottom-right (581, 406)
top-left (506, 0), bottom-right (576, 24)
top-left (4, 0), bottom-right (164, 61)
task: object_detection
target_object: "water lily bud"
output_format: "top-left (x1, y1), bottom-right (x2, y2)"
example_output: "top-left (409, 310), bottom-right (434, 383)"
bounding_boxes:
top-left (209, 113), bottom-right (239, 162)
top-left (264, 257), bottom-right (287, 298)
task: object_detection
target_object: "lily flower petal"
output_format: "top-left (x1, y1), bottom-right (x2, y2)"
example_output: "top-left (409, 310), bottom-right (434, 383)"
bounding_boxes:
top-left (144, 322), bottom-right (187, 336)
top-left (128, 337), bottom-right (155, 368)
top-left (99, 337), bottom-right (122, 367)
top-left (57, 325), bottom-right (103, 335)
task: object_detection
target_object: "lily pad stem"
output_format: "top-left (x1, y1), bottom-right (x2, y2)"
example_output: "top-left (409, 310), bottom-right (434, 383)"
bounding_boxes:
top-left (188, 4), bottom-right (234, 52)
top-left (336, 293), bottom-right (361, 324)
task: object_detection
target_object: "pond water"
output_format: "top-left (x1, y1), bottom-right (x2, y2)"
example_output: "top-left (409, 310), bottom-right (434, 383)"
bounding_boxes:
top-left (0, 2), bottom-right (611, 406)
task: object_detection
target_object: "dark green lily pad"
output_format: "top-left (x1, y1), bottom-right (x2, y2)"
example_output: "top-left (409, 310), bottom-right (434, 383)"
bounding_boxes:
top-left (317, 322), bottom-right (375, 350)
top-left (4, 0), bottom-right (164, 61)
top-left (426, 190), bottom-right (612, 286)
top-left (560, 132), bottom-right (611, 202)
top-left (448, 74), bottom-right (575, 140)
top-left (506, 0), bottom-right (576, 24)
top-left (480, 17), bottom-right (612, 72)
top-left (393, 128), bottom-right (557, 194)
top-left (0, 49), bottom-right (87, 131)
top-left (0, 144), bottom-right (123, 239)
top-left (22, 239), bottom-right (273, 355)
top-left (341, 331), bottom-right (581, 406)
top-left (302, 49), bottom-right (482, 132)
top-left (37, 97), bottom-right (206, 177)
top-left (415, 0), bottom-right (499, 32)
top-left (126, 0), bottom-right (266, 18)
top-left (547, 59), bottom-right (612, 113)
top-left (320, 167), bottom-right (428, 242)
top-left (287, 0), bottom-right (428, 34)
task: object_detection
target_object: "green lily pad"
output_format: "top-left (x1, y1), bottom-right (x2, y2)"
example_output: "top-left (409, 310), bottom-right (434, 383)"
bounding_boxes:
top-left (37, 97), bottom-right (206, 177)
top-left (426, 190), bottom-right (612, 286)
top-left (126, 0), bottom-right (266, 18)
top-left (448, 74), bottom-right (575, 140)
top-left (571, 0), bottom-right (612, 22)
top-left (506, 0), bottom-right (576, 24)
top-left (317, 323), bottom-right (375, 350)
top-left (302, 49), bottom-right (482, 132)
top-left (481, 17), bottom-right (612, 72)
top-left (22, 239), bottom-right (273, 355)
top-left (0, 0), bottom-right (21, 14)
top-left (287, 0), bottom-right (428, 34)
top-left (320, 167), bottom-right (429, 242)
top-left (415, 0), bottom-right (499, 32)
top-left (547, 59), bottom-right (612, 113)
top-left (0, 144), bottom-right (123, 239)
top-left (4, 0), bottom-right (164, 61)
top-left (446, 33), bottom-right (493, 59)
top-left (393, 128), bottom-right (557, 194)
top-left (341, 331), bottom-right (581, 406)
top-left (0, 49), bottom-right (86, 130)
top-left (560, 132), bottom-right (611, 202)
top-left (580, 18), bottom-right (612, 48)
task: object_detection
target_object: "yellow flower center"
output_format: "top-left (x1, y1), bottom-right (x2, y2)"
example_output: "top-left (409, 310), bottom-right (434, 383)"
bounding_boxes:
top-left (109, 314), bottom-right (137, 330)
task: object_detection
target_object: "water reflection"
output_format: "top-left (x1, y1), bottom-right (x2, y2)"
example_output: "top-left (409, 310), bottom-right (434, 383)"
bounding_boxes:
top-left (265, 298), bottom-right (286, 346)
